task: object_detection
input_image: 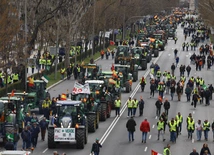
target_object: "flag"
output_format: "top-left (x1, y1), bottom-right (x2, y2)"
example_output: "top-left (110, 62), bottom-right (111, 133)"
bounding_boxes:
top-left (28, 77), bottom-right (34, 87)
top-left (151, 150), bottom-right (162, 155)
top-left (110, 40), bottom-right (115, 46)
top-left (10, 90), bottom-right (14, 97)
top-left (61, 93), bottom-right (67, 100)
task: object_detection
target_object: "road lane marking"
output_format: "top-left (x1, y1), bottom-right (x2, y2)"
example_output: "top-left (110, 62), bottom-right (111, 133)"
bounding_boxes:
top-left (144, 147), bottom-right (148, 152)
top-left (152, 125), bottom-right (155, 128)
top-left (193, 111), bottom-right (195, 114)
top-left (96, 51), bottom-right (164, 148)
top-left (155, 116), bottom-right (158, 119)
top-left (43, 148), bottom-right (48, 153)
top-left (192, 139), bottom-right (194, 143)
top-left (149, 135), bottom-right (152, 139)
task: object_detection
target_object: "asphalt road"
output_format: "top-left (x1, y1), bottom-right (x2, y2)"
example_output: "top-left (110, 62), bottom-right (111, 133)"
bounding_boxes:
top-left (2, 24), bottom-right (213, 155)
top-left (98, 25), bottom-right (214, 155)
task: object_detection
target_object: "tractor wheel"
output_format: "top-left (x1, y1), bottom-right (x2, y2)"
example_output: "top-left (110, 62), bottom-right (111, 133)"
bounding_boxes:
top-left (146, 56), bottom-right (150, 63)
top-left (85, 119), bottom-right (88, 144)
top-left (107, 103), bottom-right (111, 118)
top-left (76, 129), bottom-right (85, 149)
top-left (141, 59), bottom-right (147, 70)
top-left (100, 104), bottom-right (107, 121)
top-left (96, 112), bottom-right (99, 129)
top-left (154, 50), bottom-right (159, 57)
top-left (87, 115), bottom-right (96, 133)
top-left (133, 72), bottom-right (137, 82)
top-left (161, 46), bottom-right (165, 51)
top-left (48, 128), bottom-right (56, 148)
top-left (125, 82), bottom-right (131, 93)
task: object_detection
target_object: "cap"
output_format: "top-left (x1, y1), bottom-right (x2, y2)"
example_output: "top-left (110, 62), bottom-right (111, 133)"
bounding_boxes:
top-left (96, 138), bottom-right (99, 141)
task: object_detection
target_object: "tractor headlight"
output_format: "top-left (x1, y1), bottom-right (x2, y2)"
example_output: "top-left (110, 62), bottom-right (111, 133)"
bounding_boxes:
top-left (68, 122), bottom-right (71, 128)
top-left (61, 122), bottom-right (63, 128)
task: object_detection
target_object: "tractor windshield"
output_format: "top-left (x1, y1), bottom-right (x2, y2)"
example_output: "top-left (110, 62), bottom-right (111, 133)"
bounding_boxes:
top-left (88, 83), bottom-right (102, 91)
top-left (154, 35), bottom-right (162, 40)
top-left (58, 105), bottom-right (77, 117)
top-left (73, 94), bottom-right (89, 101)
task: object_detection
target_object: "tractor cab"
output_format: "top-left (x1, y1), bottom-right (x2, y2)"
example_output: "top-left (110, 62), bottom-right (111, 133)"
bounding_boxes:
top-left (82, 64), bottom-right (102, 80)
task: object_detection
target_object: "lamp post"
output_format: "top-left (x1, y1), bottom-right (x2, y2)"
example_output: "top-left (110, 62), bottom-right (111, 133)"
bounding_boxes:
top-left (24, 0), bottom-right (28, 91)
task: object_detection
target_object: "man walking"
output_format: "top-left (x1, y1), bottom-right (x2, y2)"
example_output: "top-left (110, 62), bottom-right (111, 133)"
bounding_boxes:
top-left (157, 118), bottom-right (165, 141)
top-left (155, 97), bottom-right (162, 117)
top-left (132, 98), bottom-right (138, 117)
top-left (163, 144), bottom-right (171, 155)
top-left (114, 97), bottom-right (121, 117)
top-left (91, 138), bottom-right (102, 155)
top-left (39, 117), bottom-right (48, 141)
top-left (139, 97), bottom-right (144, 116)
top-left (127, 97), bottom-right (133, 118)
top-left (126, 116), bottom-right (136, 142)
top-left (189, 148), bottom-right (199, 155)
top-left (163, 99), bottom-right (170, 115)
top-left (31, 122), bottom-right (40, 148)
top-left (140, 118), bottom-right (150, 143)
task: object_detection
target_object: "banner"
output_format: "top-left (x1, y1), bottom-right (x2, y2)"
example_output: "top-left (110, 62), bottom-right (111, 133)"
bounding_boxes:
top-left (72, 82), bottom-right (91, 94)
top-left (151, 150), bottom-right (162, 155)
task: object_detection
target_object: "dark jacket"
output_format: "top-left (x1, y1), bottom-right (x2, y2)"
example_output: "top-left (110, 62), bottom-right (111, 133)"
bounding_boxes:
top-left (126, 118), bottom-right (136, 132)
top-left (39, 120), bottom-right (48, 129)
top-left (163, 101), bottom-right (170, 110)
top-left (200, 147), bottom-right (211, 155)
top-left (190, 152), bottom-right (199, 155)
top-left (139, 100), bottom-right (144, 109)
top-left (31, 126), bottom-right (40, 138)
top-left (91, 142), bottom-right (102, 153)
top-left (21, 130), bottom-right (31, 142)
top-left (155, 100), bottom-right (162, 109)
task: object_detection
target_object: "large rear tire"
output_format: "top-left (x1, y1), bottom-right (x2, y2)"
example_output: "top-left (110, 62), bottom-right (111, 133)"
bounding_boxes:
top-left (141, 59), bottom-right (147, 70)
top-left (48, 128), bottom-right (56, 148)
top-left (76, 129), bottom-right (85, 149)
top-left (100, 104), bottom-right (107, 121)
top-left (107, 103), bottom-right (111, 118)
top-left (154, 50), bottom-right (159, 57)
top-left (125, 82), bottom-right (131, 93)
top-left (87, 115), bottom-right (96, 133)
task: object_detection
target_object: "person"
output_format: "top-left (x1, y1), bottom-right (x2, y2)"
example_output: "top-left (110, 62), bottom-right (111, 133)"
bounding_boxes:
top-left (155, 97), bottom-right (162, 117)
top-left (163, 99), bottom-right (170, 115)
top-left (31, 122), bottom-right (40, 148)
top-left (91, 138), bottom-right (102, 155)
top-left (127, 97), bottom-right (133, 118)
top-left (140, 76), bottom-right (146, 92)
top-left (187, 118), bottom-right (195, 139)
top-left (163, 144), bottom-right (171, 155)
top-left (13, 129), bottom-right (20, 150)
top-left (53, 151), bottom-right (58, 155)
top-left (195, 120), bottom-right (202, 141)
top-left (132, 98), bottom-right (138, 117)
top-left (157, 118), bottom-right (165, 141)
top-left (168, 118), bottom-right (177, 143)
top-left (39, 117), bottom-right (48, 141)
top-left (190, 148), bottom-right (199, 155)
top-left (139, 97), bottom-right (144, 116)
top-left (21, 126), bottom-right (31, 150)
top-left (42, 97), bottom-right (51, 120)
top-left (114, 97), bottom-right (121, 117)
top-left (174, 49), bottom-right (178, 58)
top-left (203, 120), bottom-right (210, 141)
top-left (200, 143), bottom-right (211, 155)
top-left (176, 56), bottom-right (179, 67)
top-left (212, 120), bottom-right (214, 142)
top-left (126, 116), bottom-right (136, 142)
top-left (176, 112), bottom-right (183, 134)
top-left (140, 118), bottom-right (150, 143)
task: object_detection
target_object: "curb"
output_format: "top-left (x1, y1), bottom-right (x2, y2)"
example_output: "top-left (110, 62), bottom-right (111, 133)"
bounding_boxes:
top-left (47, 56), bottom-right (101, 91)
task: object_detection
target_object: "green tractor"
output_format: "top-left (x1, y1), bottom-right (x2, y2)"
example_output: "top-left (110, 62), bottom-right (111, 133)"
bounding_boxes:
top-left (97, 71), bottom-right (122, 109)
top-left (27, 80), bottom-right (49, 114)
top-left (81, 64), bottom-right (102, 80)
top-left (114, 64), bottom-right (133, 93)
top-left (152, 33), bottom-right (167, 51)
top-left (0, 97), bottom-right (27, 144)
top-left (48, 100), bottom-right (88, 149)
top-left (114, 45), bottom-right (130, 64)
top-left (71, 93), bottom-right (100, 133)
top-left (85, 80), bottom-right (111, 121)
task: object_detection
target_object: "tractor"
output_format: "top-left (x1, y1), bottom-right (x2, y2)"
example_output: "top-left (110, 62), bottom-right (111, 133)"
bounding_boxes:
top-left (81, 64), bottom-right (102, 80)
top-left (48, 100), bottom-right (88, 149)
top-left (85, 80), bottom-right (111, 121)
top-left (113, 64), bottom-right (133, 93)
top-left (97, 71), bottom-right (122, 109)
top-left (26, 80), bottom-right (49, 114)
top-left (114, 45), bottom-right (130, 64)
top-left (0, 97), bottom-right (27, 145)
top-left (71, 93), bottom-right (100, 133)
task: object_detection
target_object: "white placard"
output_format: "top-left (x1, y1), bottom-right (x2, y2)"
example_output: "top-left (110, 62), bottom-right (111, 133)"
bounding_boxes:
top-left (54, 128), bottom-right (75, 142)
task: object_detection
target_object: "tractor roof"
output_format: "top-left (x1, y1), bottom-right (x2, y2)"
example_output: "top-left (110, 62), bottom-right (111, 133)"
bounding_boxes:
top-left (101, 71), bottom-right (115, 74)
top-left (85, 80), bottom-right (104, 84)
top-left (56, 100), bottom-right (82, 106)
top-left (27, 80), bottom-right (44, 83)
top-left (114, 64), bottom-right (130, 68)
top-left (7, 93), bottom-right (28, 96)
top-left (0, 97), bottom-right (21, 101)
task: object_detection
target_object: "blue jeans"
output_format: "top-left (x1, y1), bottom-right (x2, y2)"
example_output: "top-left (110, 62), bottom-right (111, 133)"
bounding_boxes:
top-left (170, 131), bottom-right (176, 142)
top-left (22, 141), bottom-right (31, 150)
top-left (128, 131), bottom-right (134, 141)
top-left (94, 152), bottom-right (99, 155)
top-left (204, 130), bottom-right (209, 139)
top-left (159, 91), bottom-right (163, 99)
top-left (142, 132), bottom-right (147, 142)
top-left (196, 130), bottom-right (202, 140)
top-left (171, 93), bottom-right (174, 100)
top-left (132, 108), bottom-right (137, 116)
top-left (115, 107), bottom-right (120, 116)
top-left (128, 108), bottom-right (132, 116)
top-left (13, 142), bottom-right (17, 150)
